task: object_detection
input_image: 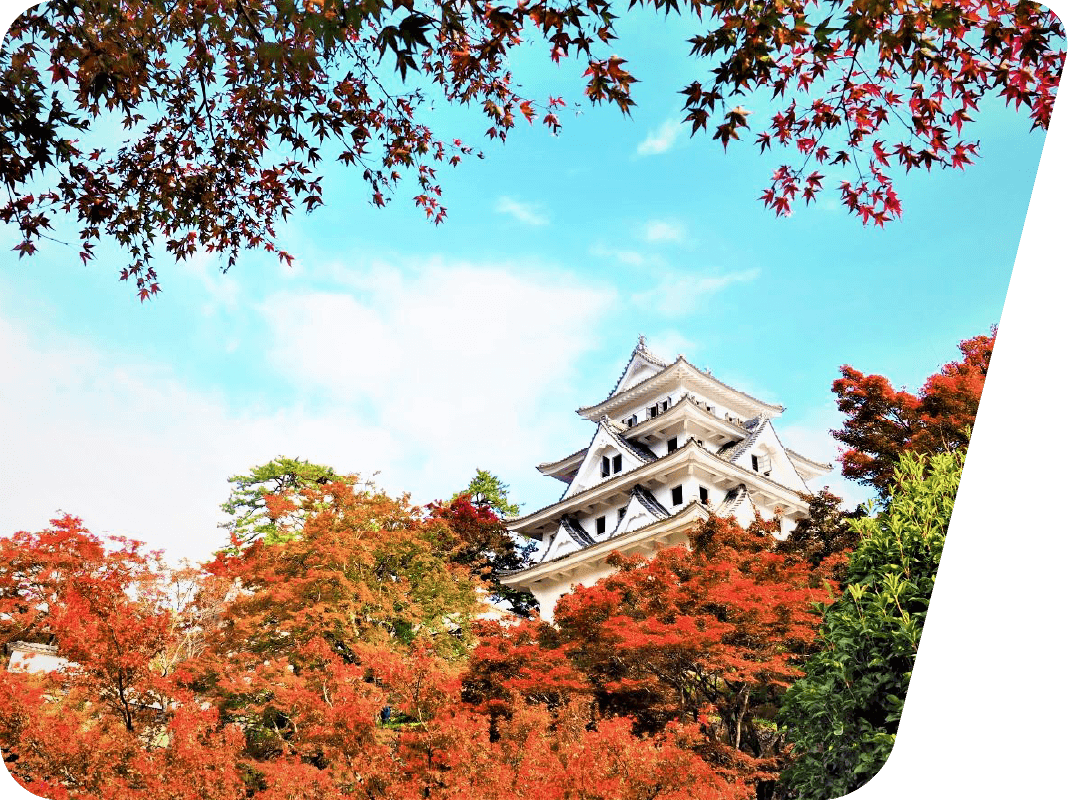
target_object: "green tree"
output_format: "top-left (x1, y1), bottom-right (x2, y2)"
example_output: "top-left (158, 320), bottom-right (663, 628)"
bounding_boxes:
top-left (452, 469), bottom-right (520, 518)
top-left (778, 450), bottom-right (963, 799)
top-left (219, 456), bottom-right (338, 548)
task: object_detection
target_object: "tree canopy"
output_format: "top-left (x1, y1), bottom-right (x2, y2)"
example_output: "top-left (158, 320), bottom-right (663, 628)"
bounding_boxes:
top-left (778, 449), bottom-right (964, 798)
top-left (452, 469), bottom-right (520, 518)
top-left (1, 1), bottom-right (1061, 296)
top-left (832, 330), bottom-right (993, 497)
top-left (219, 456), bottom-right (340, 548)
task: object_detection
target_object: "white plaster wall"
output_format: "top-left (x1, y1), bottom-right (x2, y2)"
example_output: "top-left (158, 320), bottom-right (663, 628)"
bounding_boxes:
top-left (8, 649), bottom-right (68, 674)
top-left (531, 562), bottom-right (617, 623)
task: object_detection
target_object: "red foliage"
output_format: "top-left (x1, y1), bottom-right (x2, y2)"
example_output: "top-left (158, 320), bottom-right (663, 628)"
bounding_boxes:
top-left (467, 514), bottom-right (833, 792)
top-left (833, 330), bottom-right (995, 495)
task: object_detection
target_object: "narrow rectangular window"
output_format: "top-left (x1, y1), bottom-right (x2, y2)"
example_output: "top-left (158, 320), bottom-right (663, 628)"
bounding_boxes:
top-left (699, 486), bottom-right (709, 503)
top-left (601, 456), bottom-right (610, 477)
top-left (671, 485), bottom-right (683, 506)
top-left (667, 437), bottom-right (678, 453)
top-left (612, 454), bottom-right (623, 474)
top-left (618, 507), bottom-right (626, 521)
top-left (648, 405), bottom-right (658, 419)
top-left (596, 516), bottom-right (606, 535)
top-left (751, 454), bottom-right (760, 471)
top-left (659, 400), bottom-right (669, 412)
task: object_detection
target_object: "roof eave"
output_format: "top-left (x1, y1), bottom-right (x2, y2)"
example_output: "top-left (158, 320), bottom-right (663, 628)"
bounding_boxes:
top-left (577, 358), bottom-right (784, 420)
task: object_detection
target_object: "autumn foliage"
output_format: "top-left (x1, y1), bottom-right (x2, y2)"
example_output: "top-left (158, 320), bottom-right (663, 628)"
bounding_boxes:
top-left (466, 514), bottom-right (836, 797)
top-left (1, 1), bottom-right (1061, 293)
top-left (0, 326), bottom-right (996, 797)
top-left (832, 330), bottom-right (994, 496)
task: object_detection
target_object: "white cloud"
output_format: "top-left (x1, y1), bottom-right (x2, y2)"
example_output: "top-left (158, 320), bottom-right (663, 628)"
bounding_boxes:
top-left (643, 330), bottom-right (695, 362)
top-left (589, 243), bottom-right (657, 267)
top-left (637, 117), bottom-right (684, 156)
top-left (183, 251), bottom-right (241, 315)
top-left (260, 260), bottom-right (616, 498)
top-left (643, 220), bottom-right (687, 243)
top-left (632, 268), bottom-right (760, 315)
top-left (0, 310), bottom-right (399, 565)
top-left (0, 260), bottom-right (615, 565)
top-left (494, 196), bottom-right (549, 226)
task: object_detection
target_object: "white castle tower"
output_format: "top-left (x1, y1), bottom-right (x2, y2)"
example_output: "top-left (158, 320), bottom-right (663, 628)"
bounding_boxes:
top-left (499, 337), bottom-right (832, 620)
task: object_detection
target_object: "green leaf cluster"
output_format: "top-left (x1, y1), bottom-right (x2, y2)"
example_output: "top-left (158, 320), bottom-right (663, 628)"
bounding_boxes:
top-left (452, 468), bottom-right (520, 518)
top-left (219, 456), bottom-right (338, 548)
top-left (778, 449), bottom-right (963, 799)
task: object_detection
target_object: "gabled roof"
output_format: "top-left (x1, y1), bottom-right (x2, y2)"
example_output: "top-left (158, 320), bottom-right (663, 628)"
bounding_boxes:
top-left (631, 485), bottom-right (670, 519)
top-left (579, 356), bottom-right (785, 421)
top-left (559, 417), bottom-right (657, 501)
top-left (536, 515), bottom-right (597, 564)
top-left (509, 437), bottom-right (811, 536)
top-left (606, 336), bottom-right (670, 397)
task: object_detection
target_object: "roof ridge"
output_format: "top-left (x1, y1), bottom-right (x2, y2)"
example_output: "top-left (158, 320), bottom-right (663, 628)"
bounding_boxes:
top-left (505, 502), bottom-right (710, 573)
top-left (604, 335), bottom-right (671, 400)
top-left (512, 439), bottom-right (805, 526)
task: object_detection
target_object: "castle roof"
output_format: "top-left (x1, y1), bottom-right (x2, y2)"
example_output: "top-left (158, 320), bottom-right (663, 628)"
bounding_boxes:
top-left (578, 354), bottom-right (785, 421)
top-left (509, 437), bottom-right (810, 537)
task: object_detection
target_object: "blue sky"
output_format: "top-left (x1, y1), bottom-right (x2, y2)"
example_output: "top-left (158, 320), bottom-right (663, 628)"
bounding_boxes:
top-left (0, 5), bottom-right (1051, 564)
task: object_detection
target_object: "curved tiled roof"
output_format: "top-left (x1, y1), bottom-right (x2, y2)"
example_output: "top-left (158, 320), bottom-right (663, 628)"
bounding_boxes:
top-left (784, 447), bottom-right (833, 472)
top-left (606, 418), bottom-right (657, 462)
top-left (717, 484), bottom-right (751, 517)
top-left (504, 501), bottom-right (710, 574)
top-left (560, 515), bottom-right (596, 548)
top-left (537, 445), bottom-right (588, 475)
top-left (631, 485), bottom-right (670, 519)
top-left (509, 438), bottom-right (808, 532)
top-left (724, 416), bottom-right (770, 464)
top-left (580, 356), bottom-right (785, 417)
top-left (605, 336), bottom-right (670, 398)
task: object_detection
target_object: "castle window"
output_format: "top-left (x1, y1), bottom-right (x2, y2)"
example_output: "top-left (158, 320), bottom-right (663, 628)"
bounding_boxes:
top-left (596, 516), bottom-right (606, 535)
top-left (752, 454), bottom-right (771, 474)
top-left (699, 486), bottom-right (709, 503)
top-left (648, 405), bottom-right (659, 419)
top-left (612, 454), bottom-right (623, 474)
top-left (601, 456), bottom-right (610, 477)
top-left (618, 507), bottom-right (626, 521)
top-left (671, 485), bottom-right (683, 506)
top-left (667, 437), bottom-right (678, 453)
top-left (625, 415), bottom-right (638, 427)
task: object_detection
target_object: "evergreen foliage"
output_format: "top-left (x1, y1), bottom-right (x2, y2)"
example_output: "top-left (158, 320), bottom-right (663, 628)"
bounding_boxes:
top-left (452, 469), bottom-right (521, 518)
top-left (778, 450), bottom-right (963, 799)
top-left (219, 456), bottom-right (338, 547)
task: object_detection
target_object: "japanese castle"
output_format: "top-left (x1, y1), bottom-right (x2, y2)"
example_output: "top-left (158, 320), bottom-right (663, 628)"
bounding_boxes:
top-left (499, 337), bottom-right (832, 620)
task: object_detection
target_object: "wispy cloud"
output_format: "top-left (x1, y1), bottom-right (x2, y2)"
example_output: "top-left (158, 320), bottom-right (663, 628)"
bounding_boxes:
top-left (0, 260), bottom-right (615, 564)
top-left (495, 196), bottom-right (549, 226)
top-left (590, 243), bottom-right (660, 267)
top-left (632, 268), bottom-right (760, 315)
top-left (643, 220), bottom-right (687, 243)
top-left (637, 117), bottom-right (684, 156)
